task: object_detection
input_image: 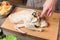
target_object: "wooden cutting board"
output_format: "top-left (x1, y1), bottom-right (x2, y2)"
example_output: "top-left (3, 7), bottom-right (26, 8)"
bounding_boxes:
top-left (1, 7), bottom-right (60, 40)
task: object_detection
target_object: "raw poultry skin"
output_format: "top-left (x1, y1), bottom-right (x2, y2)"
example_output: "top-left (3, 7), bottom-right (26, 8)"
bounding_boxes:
top-left (9, 9), bottom-right (48, 34)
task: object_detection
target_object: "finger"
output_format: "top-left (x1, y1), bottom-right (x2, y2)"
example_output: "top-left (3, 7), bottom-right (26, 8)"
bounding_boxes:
top-left (48, 11), bottom-right (53, 16)
top-left (47, 7), bottom-right (52, 16)
top-left (40, 7), bottom-right (48, 17)
top-left (47, 10), bottom-right (52, 16)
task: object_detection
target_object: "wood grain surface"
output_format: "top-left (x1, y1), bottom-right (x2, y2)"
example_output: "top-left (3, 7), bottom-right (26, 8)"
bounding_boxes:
top-left (1, 7), bottom-right (60, 40)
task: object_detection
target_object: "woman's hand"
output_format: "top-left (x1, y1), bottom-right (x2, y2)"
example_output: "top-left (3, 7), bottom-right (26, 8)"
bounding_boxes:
top-left (41, 0), bottom-right (57, 17)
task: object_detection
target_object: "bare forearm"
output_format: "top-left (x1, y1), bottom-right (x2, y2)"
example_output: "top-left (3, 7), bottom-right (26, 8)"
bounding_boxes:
top-left (46, 0), bottom-right (57, 4)
top-left (44, 0), bottom-right (57, 7)
top-left (46, 0), bottom-right (57, 2)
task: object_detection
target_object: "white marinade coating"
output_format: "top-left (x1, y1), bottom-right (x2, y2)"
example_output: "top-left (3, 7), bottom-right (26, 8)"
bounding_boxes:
top-left (9, 9), bottom-right (48, 32)
top-left (9, 9), bottom-right (36, 23)
top-left (9, 9), bottom-right (40, 31)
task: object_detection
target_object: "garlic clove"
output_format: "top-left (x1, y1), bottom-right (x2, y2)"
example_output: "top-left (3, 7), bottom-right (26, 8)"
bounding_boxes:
top-left (31, 17), bottom-right (38, 23)
top-left (40, 20), bottom-right (48, 28)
